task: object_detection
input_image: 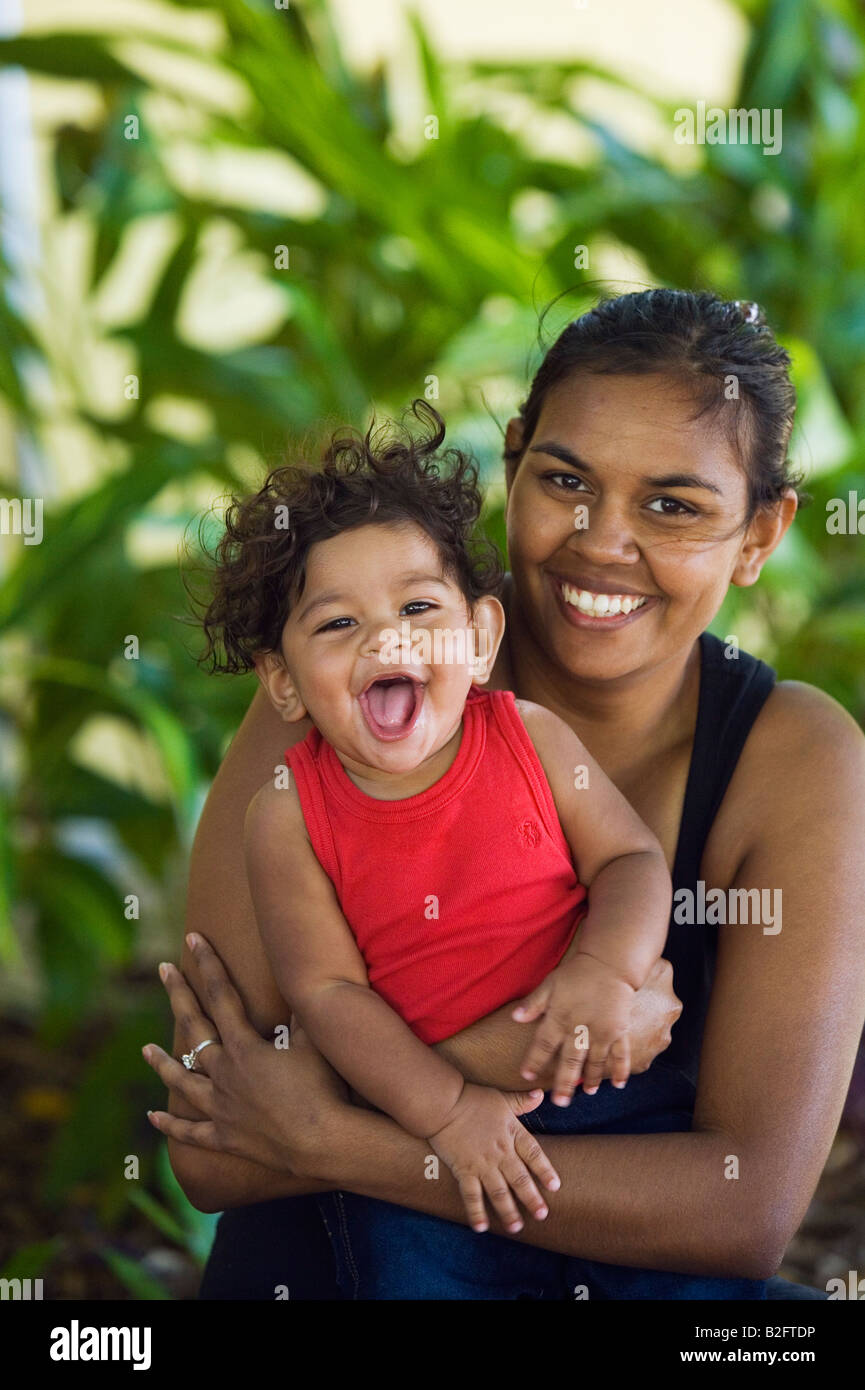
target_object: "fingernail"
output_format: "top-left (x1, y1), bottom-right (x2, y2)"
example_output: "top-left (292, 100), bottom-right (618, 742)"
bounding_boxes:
top-left (613, 1080), bottom-right (627, 1089)
top-left (141, 1046), bottom-right (152, 1062)
top-left (147, 1111), bottom-right (159, 1128)
top-left (158, 962), bottom-right (169, 982)
top-left (547, 1177), bottom-right (561, 1191)
top-left (186, 933), bottom-right (199, 951)
top-left (473, 1222), bottom-right (488, 1233)
top-left (529, 1089), bottom-right (543, 1099)
top-left (536, 1207), bottom-right (548, 1220)
top-left (521, 1070), bottom-right (536, 1081)
top-left (552, 1094), bottom-right (570, 1107)
top-left (584, 1086), bottom-right (598, 1095)
top-left (508, 1221), bottom-right (523, 1233)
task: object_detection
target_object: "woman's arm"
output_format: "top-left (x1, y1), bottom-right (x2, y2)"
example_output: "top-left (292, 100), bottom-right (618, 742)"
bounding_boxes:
top-left (161, 685), bottom-right (319, 1210)
top-left (151, 683), bottom-right (865, 1276)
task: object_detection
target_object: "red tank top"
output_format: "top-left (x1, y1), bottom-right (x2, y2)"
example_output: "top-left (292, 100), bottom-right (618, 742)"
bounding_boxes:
top-left (285, 687), bottom-right (587, 1044)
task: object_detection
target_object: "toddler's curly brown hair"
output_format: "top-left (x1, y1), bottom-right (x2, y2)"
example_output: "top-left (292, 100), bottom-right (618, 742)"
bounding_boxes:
top-left (189, 399), bottom-right (504, 674)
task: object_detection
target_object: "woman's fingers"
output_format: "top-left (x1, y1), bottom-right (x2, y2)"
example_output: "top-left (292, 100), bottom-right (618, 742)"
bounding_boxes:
top-left (141, 1042), bottom-right (214, 1108)
top-left (158, 959), bottom-right (220, 1061)
top-left (146, 1108), bottom-right (219, 1150)
top-left (184, 933), bottom-right (253, 1041)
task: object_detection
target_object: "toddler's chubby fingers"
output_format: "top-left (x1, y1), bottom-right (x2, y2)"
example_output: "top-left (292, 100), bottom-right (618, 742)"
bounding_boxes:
top-left (500, 1157), bottom-right (549, 1222)
top-left (550, 1049), bottom-right (585, 1107)
top-left (515, 1127), bottom-right (561, 1196)
top-left (518, 1018), bottom-right (568, 1083)
top-left (482, 1171), bottom-right (524, 1235)
top-left (459, 1175), bottom-right (490, 1234)
top-left (511, 979), bottom-right (552, 1026)
top-left (608, 1033), bottom-right (631, 1090)
top-left (580, 1041), bottom-right (610, 1095)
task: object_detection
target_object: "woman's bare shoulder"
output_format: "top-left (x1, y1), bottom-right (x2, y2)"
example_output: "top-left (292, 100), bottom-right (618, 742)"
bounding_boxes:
top-left (710, 677), bottom-right (865, 875)
top-left (751, 678), bottom-right (865, 765)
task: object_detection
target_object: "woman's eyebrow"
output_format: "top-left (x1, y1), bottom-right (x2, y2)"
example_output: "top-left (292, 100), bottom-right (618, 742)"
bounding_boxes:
top-left (644, 472), bottom-right (723, 494)
top-left (529, 441), bottom-right (592, 470)
top-left (529, 443), bottom-right (722, 495)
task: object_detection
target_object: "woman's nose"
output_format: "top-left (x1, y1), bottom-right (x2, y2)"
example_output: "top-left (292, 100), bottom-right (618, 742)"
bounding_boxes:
top-left (567, 500), bottom-right (640, 564)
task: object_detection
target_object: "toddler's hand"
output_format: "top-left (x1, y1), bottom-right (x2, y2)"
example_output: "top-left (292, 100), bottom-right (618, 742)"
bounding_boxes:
top-left (428, 1083), bottom-right (561, 1234)
top-left (512, 954), bottom-right (635, 1102)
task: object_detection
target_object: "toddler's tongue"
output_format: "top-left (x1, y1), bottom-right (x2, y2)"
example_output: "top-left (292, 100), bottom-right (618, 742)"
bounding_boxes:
top-left (367, 678), bottom-right (415, 728)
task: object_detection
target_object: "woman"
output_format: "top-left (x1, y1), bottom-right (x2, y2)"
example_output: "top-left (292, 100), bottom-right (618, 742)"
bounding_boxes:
top-left (143, 290), bottom-right (865, 1299)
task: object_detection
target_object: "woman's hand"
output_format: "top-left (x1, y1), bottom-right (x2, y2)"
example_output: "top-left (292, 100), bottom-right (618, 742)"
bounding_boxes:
top-left (142, 934), bottom-right (349, 1177)
top-left (627, 957), bottom-right (682, 1074)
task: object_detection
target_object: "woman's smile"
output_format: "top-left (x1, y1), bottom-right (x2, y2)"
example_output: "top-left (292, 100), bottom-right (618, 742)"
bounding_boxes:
top-left (550, 573), bottom-right (658, 628)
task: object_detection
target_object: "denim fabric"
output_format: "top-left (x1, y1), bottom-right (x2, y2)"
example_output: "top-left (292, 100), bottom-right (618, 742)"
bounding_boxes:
top-left (316, 1064), bottom-right (768, 1300)
top-left (199, 1190), bottom-right (340, 1300)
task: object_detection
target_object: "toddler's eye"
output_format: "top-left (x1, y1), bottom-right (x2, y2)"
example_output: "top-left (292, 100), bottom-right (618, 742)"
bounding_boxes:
top-left (316, 616), bottom-right (355, 633)
top-left (401, 601), bottom-right (437, 616)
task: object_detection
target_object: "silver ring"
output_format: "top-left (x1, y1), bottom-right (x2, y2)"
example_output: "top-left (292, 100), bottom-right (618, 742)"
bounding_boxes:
top-left (182, 1038), bottom-right (218, 1071)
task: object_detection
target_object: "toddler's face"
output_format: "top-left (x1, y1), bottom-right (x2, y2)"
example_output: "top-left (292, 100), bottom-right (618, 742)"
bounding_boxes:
top-left (274, 522), bottom-right (495, 780)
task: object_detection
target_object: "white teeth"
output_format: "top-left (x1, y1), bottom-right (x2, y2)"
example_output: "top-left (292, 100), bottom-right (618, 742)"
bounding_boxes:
top-left (561, 583), bottom-right (647, 618)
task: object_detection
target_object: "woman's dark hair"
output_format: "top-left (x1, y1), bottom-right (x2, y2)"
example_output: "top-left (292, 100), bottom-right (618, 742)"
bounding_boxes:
top-left (190, 399), bottom-right (503, 674)
top-left (506, 289), bottom-right (805, 520)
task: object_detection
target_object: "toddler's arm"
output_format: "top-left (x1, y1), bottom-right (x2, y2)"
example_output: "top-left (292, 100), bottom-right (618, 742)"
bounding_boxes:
top-left (511, 701), bottom-right (673, 1102)
top-left (244, 777), bottom-right (559, 1230)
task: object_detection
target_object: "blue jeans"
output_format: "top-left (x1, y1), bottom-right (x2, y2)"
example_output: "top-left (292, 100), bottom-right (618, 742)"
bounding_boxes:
top-left (316, 1064), bottom-right (768, 1300)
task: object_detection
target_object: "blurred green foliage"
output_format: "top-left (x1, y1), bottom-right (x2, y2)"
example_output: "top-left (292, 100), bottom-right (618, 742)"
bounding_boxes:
top-left (0, 0), bottom-right (863, 1293)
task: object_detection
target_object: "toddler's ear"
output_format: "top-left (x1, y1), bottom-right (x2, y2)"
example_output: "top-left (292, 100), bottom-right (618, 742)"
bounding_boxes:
top-left (468, 596), bottom-right (506, 684)
top-left (253, 650), bottom-right (308, 722)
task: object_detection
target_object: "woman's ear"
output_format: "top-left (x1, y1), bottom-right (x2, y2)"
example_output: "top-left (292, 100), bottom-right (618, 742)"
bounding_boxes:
top-left (731, 488), bottom-right (798, 588)
top-left (504, 416), bottom-right (525, 495)
top-left (468, 596), bottom-right (506, 684)
top-left (253, 649), bottom-right (308, 723)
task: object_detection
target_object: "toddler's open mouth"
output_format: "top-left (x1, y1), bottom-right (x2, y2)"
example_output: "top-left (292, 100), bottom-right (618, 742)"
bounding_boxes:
top-left (358, 674), bottom-right (426, 741)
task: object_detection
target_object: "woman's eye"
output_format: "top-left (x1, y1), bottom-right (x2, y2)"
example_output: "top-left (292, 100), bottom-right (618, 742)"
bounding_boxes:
top-left (646, 496), bottom-right (697, 517)
top-left (316, 616), bottom-right (355, 633)
top-left (544, 471), bottom-right (588, 492)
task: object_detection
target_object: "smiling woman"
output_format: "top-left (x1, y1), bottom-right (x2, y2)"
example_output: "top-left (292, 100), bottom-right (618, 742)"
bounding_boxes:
top-left (500, 292), bottom-right (802, 695)
top-left (145, 290), bottom-right (865, 1302)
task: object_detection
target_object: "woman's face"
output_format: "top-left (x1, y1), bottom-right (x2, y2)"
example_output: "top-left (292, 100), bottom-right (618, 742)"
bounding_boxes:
top-left (505, 371), bottom-right (789, 685)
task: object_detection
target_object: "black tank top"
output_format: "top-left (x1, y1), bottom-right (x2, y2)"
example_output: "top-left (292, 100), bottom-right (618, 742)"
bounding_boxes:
top-left (663, 631), bottom-right (776, 1086)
